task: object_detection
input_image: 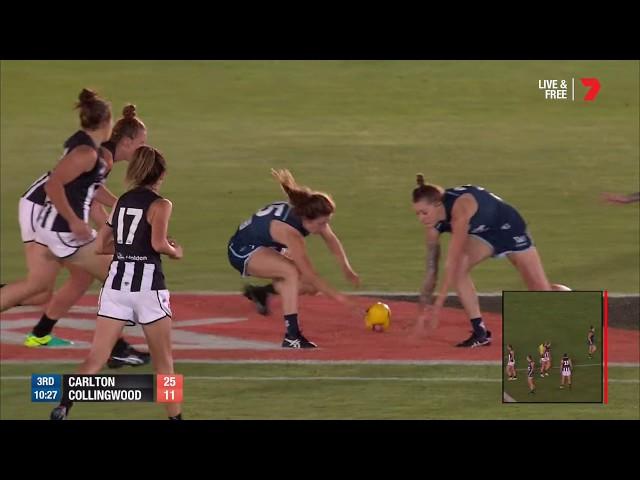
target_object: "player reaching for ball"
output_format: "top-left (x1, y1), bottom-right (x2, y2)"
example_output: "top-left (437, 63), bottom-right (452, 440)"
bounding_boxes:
top-left (411, 175), bottom-right (570, 347)
top-left (229, 169), bottom-right (359, 348)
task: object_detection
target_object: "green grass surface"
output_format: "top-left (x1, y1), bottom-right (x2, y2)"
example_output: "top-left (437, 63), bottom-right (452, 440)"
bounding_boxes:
top-left (503, 291), bottom-right (603, 402)
top-left (1, 363), bottom-right (637, 419)
top-left (1, 61), bottom-right (639, 292)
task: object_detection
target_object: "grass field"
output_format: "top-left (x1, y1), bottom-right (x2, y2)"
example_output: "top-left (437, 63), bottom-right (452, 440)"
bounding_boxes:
top-left (1, 61), bottom-right (639, 292)
top-left (1, 61), bottom-right (638, 421)
top-left (1, 363), bottom-right (638, 420)
top-left (503, 291), bottom-right (603, 402)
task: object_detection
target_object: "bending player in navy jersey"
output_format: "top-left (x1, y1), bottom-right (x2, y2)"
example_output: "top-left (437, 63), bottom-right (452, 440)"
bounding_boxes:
top-left (51, 146), bottom-right (183, 420)
top-left (229, 169), bottom-right (359, 348)
top-left (411, 174), bottom-right (570, 347)
top-left (0, 94), bottom-right (150, 367)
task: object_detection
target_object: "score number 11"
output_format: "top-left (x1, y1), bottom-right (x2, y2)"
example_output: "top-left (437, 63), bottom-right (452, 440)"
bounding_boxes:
top-left (156, 374), bottom-right (183, 403)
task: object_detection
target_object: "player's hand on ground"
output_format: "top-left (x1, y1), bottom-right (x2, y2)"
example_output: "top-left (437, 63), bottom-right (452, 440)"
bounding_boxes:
top-left (70, 219), bottom-right (93, 242)
top-left (412, 312), bottom-right (427, 336)
top-left (429, 304), bottom-right (441, 330)
top-left (343, 267), bottom-right (360, 287)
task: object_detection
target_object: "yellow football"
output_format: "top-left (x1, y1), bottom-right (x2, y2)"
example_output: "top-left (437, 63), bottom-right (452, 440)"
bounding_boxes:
top-left (365, 302), bottom-right (391, 332)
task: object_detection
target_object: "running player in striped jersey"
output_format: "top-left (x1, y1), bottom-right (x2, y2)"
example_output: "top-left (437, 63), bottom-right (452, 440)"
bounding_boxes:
top-left (526, 355), bottom-right (536, 394)
top-left (411, 175), bottom-right (570, 347)
top-left (1, 97), bottom-right (151, 366)
top-left (506, 344), bottom-right (517, 380)
top-left (587, 326), bottom-right (597, 359)
top-left (559, 353), bottom-right (572, 389)
top-left (540, 342), bottom-right (552, 377)
top-left (13, 104), bottom-right (148, 351)
top-left (51, 146), bottom-right (183, 420)
top-left (228, 169), bottom-right (359, 348)
top-left (1, 89), bottom-right (115, 312)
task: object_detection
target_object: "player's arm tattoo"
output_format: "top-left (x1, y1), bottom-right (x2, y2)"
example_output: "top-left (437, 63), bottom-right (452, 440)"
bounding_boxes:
top-left (419, 241), bottom-right (440, 308)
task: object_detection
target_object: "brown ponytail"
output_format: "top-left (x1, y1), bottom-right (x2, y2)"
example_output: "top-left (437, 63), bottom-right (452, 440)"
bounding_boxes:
top-left (75, 88), bottom-right (111, 130)
top-left (271, 169), bottom-right (335, 219)
top-left (412, 173), bottom-right (444, 203)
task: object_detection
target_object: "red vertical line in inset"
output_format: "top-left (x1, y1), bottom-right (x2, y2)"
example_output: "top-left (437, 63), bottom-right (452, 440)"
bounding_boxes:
top-left (603, 290), bottom-right (608, 404)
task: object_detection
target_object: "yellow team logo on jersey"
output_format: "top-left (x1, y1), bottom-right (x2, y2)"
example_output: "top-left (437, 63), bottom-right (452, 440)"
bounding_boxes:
top-left (365, 302), bottom-right (391, 332)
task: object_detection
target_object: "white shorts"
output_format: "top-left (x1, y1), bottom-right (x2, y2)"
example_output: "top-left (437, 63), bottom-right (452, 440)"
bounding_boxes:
top-left (562, 371), bottom-right (571, 377)
top-left (34, 226), bottom-right (97, 259)
top-left (98, 287), bottom-right (172, 326)
top-left (18, 198), bottom-right (44, 243)
top-left (507, 362), bottom-right (515, 367)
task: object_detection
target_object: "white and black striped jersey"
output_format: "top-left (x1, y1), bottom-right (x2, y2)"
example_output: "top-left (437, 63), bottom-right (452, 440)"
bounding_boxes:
top-left (527, 361), bottom-right (535, 377)
top-left (20, 139), bottom-right (116, 208)
top-left (104, 187), bottom-right (166, 292)
top-left (561, 358), bottom-right (571, 373)
top-left (37, 131), bottom-right (111, 232)
top-left (21, 171), bottom-right (50, 206)
top-left (508, 351), bottom-right (515, 363)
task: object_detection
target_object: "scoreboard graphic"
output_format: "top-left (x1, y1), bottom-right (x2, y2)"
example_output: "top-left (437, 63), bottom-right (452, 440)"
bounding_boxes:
top-left (32, 374), bottom-right (183, 403)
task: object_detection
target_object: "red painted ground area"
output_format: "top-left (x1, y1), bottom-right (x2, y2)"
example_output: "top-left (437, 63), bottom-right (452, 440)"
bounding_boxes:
top-left (1, 294), bottom-right (638, 363)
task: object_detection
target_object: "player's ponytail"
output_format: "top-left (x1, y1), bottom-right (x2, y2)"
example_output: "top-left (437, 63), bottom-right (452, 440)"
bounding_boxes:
top-left (126, 145), bottom-right (167, 189)
top-left (75, 88), bottom-right (111, 130)
top-left (110, 104), bottom-right (146, 145)
top-left (272, 169), bottom-right (335, 219)
top-left (412, 173), bottom-right (444, 204)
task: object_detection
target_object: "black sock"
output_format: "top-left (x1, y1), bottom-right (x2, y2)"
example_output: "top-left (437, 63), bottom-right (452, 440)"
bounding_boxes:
top-left (284, 314), bottom-right (300, 337)
top-left (169, 413), bottom-right (183, 420)
top-left (262, 284), bottom-right (276, 295)
top-left (60, 397), bottom-right (74, 411)
top-left (0, 283), bottom-right (5, 288)
top-left (32, 315), bottom-right (58, 338)
top-left (111, 338), bottom-right (130, 356)
top-left (470, 318), bottom-right (486, 337)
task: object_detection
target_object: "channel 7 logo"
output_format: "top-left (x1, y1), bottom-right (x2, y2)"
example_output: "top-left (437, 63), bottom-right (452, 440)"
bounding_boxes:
top-left (580, 78), bottom-right (601, 101)
top-left (538, 78), bottom-right (601, 101)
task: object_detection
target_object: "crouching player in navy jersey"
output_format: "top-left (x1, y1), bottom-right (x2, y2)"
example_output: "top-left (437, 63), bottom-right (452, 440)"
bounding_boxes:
top-left (229, 169), bottom-right (359, 348)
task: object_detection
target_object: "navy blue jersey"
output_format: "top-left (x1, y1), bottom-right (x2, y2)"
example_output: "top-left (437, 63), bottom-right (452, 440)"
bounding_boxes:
top-left (105, 187), bottom-right (166, 291)
top-left (232, 201), bottom-right (309, 251)
top-left (588, 331), bottom-right (595, 345)
top-left (228, 201), bottom-right (310, 275)
top-left (434, 185), bottom-right (533, 257)
top-left (508, 351), bottom-right (515, 363)
top-left (37, 131), bottom-right (110, 232)
top-left (435, 185), bottom-right (520, 235)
